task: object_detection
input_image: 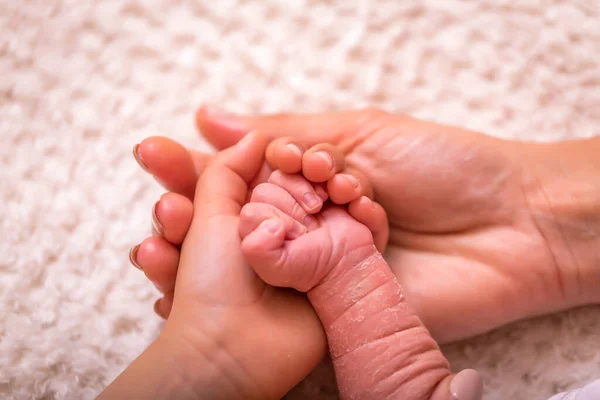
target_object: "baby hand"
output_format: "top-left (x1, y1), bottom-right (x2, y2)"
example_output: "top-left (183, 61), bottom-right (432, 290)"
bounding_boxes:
top-left (239, 170), bottom-right (386, 291)
top-left (239, 171), bottom-right (482, 400)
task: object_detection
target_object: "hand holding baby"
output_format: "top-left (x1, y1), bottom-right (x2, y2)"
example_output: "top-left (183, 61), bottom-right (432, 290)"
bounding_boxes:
top-left (101, 133), bottom-right (481, 400)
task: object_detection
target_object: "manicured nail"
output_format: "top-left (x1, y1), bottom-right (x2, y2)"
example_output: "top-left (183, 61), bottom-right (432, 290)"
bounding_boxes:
top-left (303, 192), bottom-right (322, 211)
top-left (314, 151), bottom-right (334, 170)
top-left (303, 215), bottom-right (319, 230)
top-left (449, 369), bottom-right (483, 400)
top-left (340, 174), bottom-right (359, 188)
top-left (132, 144), bottom-right (149, 172)
top-left (286, 143), bottom-right (302, 157)
top-left (151, 202), bottom-right (164, 236)
top-left (261, 219), bottom-right (282, 234)
top-left (129, 245), bottom-right (142, 270)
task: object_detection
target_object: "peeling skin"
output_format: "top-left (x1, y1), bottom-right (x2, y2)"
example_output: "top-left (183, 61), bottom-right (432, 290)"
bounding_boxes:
top-left (308, 252), bottom-right (451, 400)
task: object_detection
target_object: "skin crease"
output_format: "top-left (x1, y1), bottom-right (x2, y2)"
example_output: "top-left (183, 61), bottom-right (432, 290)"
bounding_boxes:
top-left (108, 133), bottom-right (412, 400)
top-left (134, 107), bottom-right (600, 344)
top-left (239, 174), bottom-right (479, 400)
top-left (106, 134), bottom-right (332, 400)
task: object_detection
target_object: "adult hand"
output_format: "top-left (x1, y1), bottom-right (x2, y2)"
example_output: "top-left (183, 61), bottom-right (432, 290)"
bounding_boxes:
top-left (133, 106), bottom-right (600, 343)
top-left (105, 134), bottom-right (326, 399)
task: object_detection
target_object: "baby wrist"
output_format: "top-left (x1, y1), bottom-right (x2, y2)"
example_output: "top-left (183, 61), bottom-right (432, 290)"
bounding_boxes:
top-left (308, 250), bottom-right (400, 329)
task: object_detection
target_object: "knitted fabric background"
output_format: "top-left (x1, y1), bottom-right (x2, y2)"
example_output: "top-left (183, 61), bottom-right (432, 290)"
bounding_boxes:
top-left (1, 1), bottom-right (600, 399)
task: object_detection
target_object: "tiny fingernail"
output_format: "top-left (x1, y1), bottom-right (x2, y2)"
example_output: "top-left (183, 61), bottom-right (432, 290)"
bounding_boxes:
top-left (132, 144), bottom-right (149, 172)
top-left (290, 221), bottom-right (307, 238)
top-left (449, 369), bottom-right (483, 400)
top-left (151, 202), bottom-right (164, 236)
top-left (129, 245), bottom-right (142, 270)
top-left (315, 185), bottom-right (329, 201)
top-left (286, 143), bottom-right (302, 157)
top-left (340, 174), bottom-right (359, 188)
top-left (304, 215), bottom-right (319, 230)
top-left (303, 192), bottom-right (321, 211)
top-left (314, 151), bottom-right (334, 170)
top-left (261, 219), bottom-right (282, 234)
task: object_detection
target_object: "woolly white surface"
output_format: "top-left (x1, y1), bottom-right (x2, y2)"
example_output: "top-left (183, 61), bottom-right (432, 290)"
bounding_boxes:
top-left (1, 1), bottom-right (600, 399)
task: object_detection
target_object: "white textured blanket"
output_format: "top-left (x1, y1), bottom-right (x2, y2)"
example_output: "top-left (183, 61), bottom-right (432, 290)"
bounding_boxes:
top-left (2, 1), bottom-right (600, 399)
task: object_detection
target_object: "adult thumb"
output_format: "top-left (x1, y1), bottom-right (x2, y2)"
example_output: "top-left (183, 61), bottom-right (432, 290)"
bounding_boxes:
top-left (195, 105), bottom-right (392, 150)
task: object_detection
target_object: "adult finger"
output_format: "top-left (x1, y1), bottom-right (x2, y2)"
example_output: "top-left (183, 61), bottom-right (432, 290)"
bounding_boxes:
top-left (265, 138), bottom-right (305, 173)
top-left (152, 192), bottom-right (194, 245)
top-left (130, 236), bottom-right (179, 294)
top-left (326, 167), bottom-right (373, 204)
top-left (154, 293), bottom-right (174, 319)
top-left (301, 143), bottom-right (346, 183)
top-left (196, 105), bottom-right (393, 150)
top-left (176, 132), bottom-right (269, 304)
top-left (347, 197), bottom-right (389, 252)
top-left (134, 136), bottom-right (209, 199)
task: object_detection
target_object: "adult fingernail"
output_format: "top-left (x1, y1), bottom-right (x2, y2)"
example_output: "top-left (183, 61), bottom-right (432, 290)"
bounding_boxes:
top-left (340, 174), bottom-right (359, 188)
top-left (449, 369), bottom-right (483, 400)
top-left (129, 245), bottom-right (142, 270)
top-left (261, 219), bottom-right (282, 234)
top-left (151, 202), bottom-right (164, 236)
top-left (314, 151), bottom-right (334, 170)
top-left (286, 143), bottom-right (302, 157)
top-left (303, 192), bottom-right (322, 211)
top-left (132, 144), bottom-right (149, 172)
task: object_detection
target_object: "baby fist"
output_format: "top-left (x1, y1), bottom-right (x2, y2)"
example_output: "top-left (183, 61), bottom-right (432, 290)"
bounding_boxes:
top-left (239, 172), bottom-right (379, 292)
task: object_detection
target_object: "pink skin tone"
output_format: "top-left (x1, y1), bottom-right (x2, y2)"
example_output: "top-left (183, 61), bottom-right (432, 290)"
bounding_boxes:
top-left (239, 172), bottom-right (482, 400)
top-left (108, 132), bottom-right (480, 400)
top-left (131, 136), bottom-right (389, 318)
top-left (129, 106), bottom-right (600, 397)
top-left (135, 107), bottom-right (600, 346)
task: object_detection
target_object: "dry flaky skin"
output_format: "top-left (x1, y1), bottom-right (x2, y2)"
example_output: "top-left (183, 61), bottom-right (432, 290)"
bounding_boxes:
top-left (2, 1), bottom-right (600, 400)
